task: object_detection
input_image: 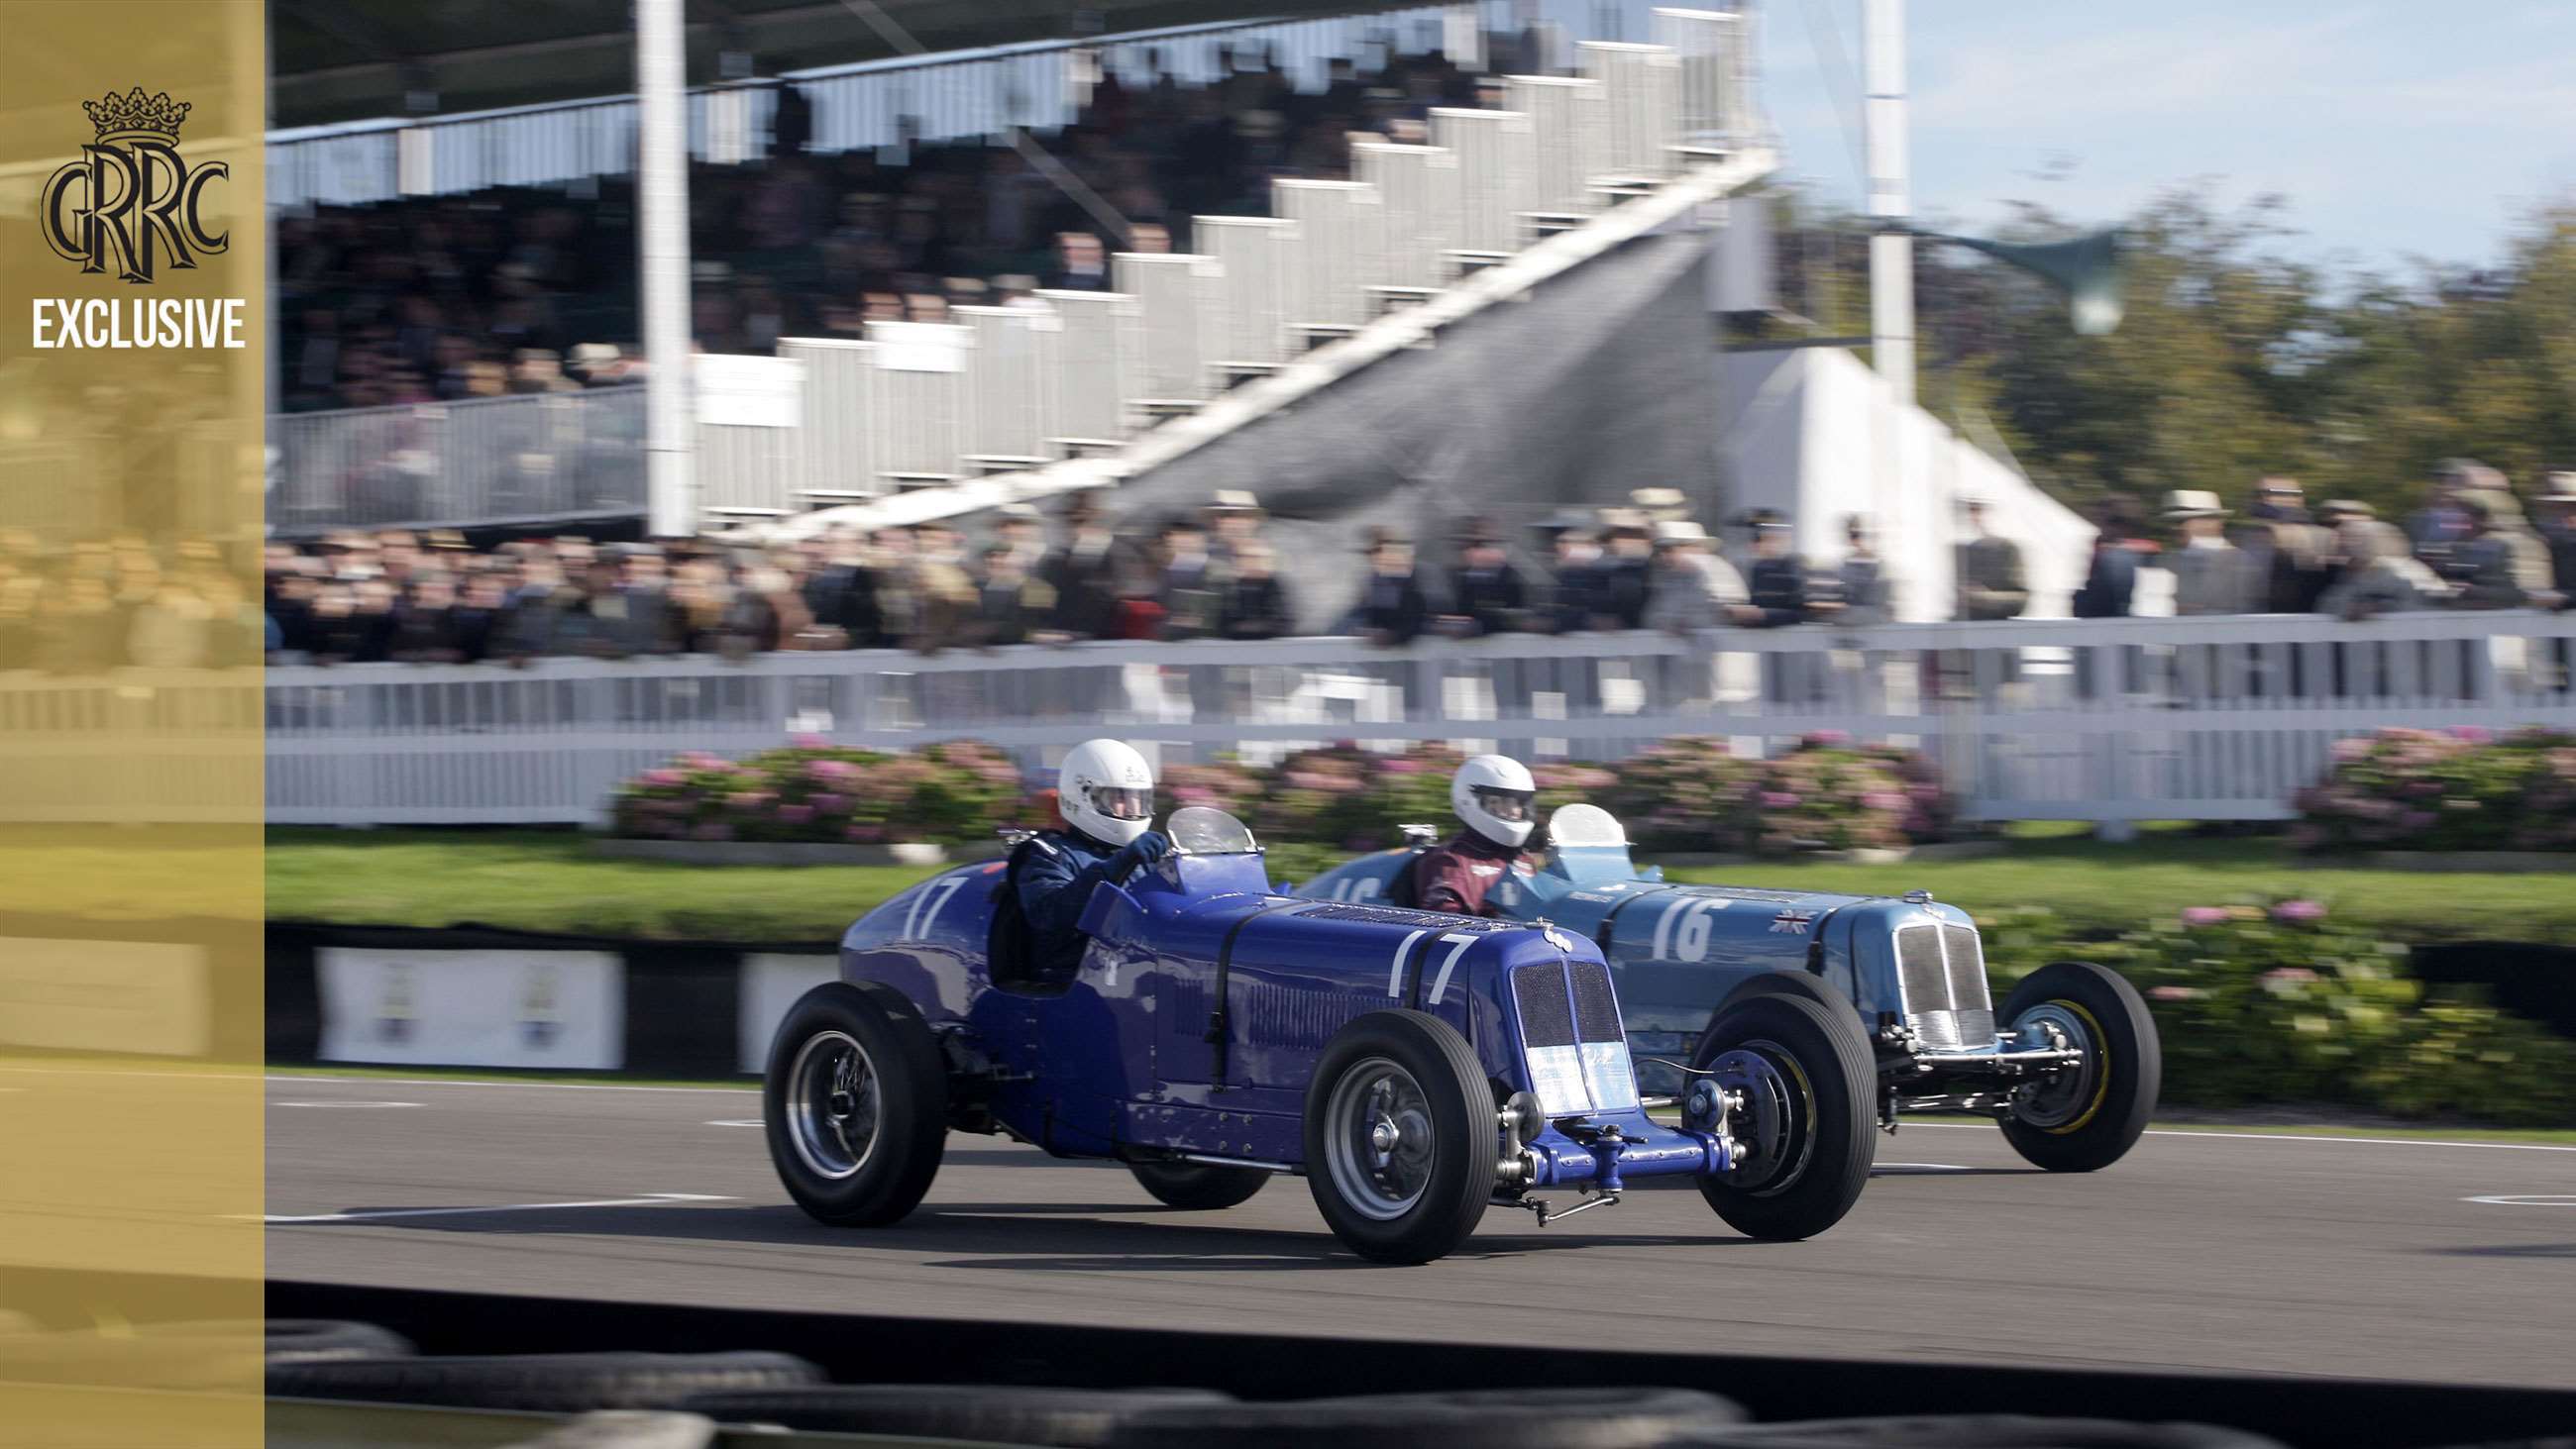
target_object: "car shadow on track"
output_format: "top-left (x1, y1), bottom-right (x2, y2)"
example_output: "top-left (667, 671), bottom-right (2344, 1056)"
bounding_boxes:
top-left (2434, 1243), bottom-right (2576, 1259)
top-left (269, 1198), bottom-right (1780, 1268)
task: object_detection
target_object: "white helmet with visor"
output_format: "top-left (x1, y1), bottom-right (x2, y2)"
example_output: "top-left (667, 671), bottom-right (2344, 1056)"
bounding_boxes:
top-left (1058, 738), bottom-right (1156, 848)
top-left (1451, 754), bottom-right (1537, 850)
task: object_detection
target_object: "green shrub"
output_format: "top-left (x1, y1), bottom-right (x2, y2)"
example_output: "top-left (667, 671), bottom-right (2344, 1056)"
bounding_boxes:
top-left (2294, 726), bottom-right (2576, 853)
top-left (1979, 900), bottom-right (2576, 1126)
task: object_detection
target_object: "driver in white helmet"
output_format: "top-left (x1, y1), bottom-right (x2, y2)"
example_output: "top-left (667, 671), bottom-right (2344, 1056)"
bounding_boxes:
top-left (1414, 754), bottom-right (1538, 917)
top-left (1012, 739), bottom-right (1171, 980)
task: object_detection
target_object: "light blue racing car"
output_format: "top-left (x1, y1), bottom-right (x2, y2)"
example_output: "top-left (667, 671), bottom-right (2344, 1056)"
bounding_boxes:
top-left (1298, 803), bottom-right (2161, 1174)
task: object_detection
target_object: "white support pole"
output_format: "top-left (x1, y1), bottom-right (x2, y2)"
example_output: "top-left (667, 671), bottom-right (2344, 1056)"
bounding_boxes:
top-left (638, 0), bottom-right (696, 536)
top-left (1863, 0), bottom-right (1913, 406)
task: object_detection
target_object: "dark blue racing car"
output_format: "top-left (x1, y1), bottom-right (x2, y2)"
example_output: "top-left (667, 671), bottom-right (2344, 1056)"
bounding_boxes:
top-left (1299, 804), bottom-right (2162, 1174)
top-left (762, 806), bottom-right (1881, 1263)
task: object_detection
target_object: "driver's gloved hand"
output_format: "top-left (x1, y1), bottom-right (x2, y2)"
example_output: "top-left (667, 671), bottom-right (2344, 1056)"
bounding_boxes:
top-left (1113, 831), bottom-right (1171, 875)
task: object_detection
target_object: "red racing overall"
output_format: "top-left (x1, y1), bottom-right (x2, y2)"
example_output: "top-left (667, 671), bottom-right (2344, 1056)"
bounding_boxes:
top-left (1413, 829), bottom-right (1524, 917)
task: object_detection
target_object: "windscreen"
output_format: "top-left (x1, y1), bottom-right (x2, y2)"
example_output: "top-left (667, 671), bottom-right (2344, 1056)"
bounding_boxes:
top-left (1544, 802), bottom-right (1627, 849)
top-left (1165, 805), bottom-right (1257, 856)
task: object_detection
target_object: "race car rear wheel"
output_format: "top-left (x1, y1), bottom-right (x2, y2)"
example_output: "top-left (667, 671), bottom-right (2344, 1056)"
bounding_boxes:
top-left (1997, 961), bottom-right (2161, 1173)
top-left (764, 982), bottom-right (947, 1227)
top-left (1128, 1160), bottom-right (1270, 1210)
top-left (1304, 1010), bottom-right (1496, 1265)
top-left (1691, 988), bottom-right (1878, 1241)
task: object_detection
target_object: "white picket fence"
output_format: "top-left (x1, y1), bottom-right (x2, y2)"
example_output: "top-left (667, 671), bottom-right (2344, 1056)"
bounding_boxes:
top-left (81, 609), bottom-right (2528, 825)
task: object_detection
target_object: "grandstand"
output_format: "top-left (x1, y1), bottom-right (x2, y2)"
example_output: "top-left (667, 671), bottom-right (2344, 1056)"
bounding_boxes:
top-left (265, 4), bottom-right (1762, 537)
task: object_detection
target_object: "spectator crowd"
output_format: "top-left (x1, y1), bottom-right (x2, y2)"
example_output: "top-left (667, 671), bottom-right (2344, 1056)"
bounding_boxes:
top-left (247, 461), bottom-right (2576, 670)
top-left (277, 44), bottom-right (1485, 413)
top-left (2075, 463), bottom-right (2574, 621)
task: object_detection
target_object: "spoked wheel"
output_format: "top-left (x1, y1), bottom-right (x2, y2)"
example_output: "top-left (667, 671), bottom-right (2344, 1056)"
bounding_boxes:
top-left (1303, 1010), bottom-right (1495, 1265)
top-left (1997, 961), bottom-right (2161, 1173)
top-left (1127, 1160), bottom-right (1270, 1210)
top-left (764, 982), bottom-right (947, 1226)
top-left (1690, 988), bottom-right (1877, 1241)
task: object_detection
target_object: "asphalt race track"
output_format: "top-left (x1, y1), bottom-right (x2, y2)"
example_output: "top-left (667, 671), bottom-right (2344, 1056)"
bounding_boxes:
top-left (265, 1073), bottom-right (2576, 1388)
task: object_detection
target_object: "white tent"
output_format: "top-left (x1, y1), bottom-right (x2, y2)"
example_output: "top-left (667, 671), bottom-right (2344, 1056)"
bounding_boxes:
top-left (1716, 346), bottom-right (2102, 622)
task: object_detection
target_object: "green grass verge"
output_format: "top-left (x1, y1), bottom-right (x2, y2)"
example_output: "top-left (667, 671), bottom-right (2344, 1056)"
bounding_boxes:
top-left (263, 825), bottom-right (2576, 945)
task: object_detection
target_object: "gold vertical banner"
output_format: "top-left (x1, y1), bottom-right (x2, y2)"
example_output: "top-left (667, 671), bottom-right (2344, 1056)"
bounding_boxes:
top-left (0, 4), bottom-right (265, 1447)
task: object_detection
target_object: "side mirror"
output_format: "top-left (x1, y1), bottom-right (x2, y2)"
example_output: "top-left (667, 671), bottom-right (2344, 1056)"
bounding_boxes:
top-left (1076, 880), bottom-right (1142, 940)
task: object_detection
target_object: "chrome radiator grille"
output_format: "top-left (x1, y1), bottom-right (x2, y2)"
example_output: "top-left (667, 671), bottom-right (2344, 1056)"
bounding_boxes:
top-left (1893, 923), bottom-right (1997, 1050)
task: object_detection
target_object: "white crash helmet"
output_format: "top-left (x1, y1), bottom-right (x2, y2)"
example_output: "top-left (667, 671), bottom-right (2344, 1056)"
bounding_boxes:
top-left (1451, 754), bottom-right (1538, 850)
top-left (1058, 738), bottom-right (1156, 848)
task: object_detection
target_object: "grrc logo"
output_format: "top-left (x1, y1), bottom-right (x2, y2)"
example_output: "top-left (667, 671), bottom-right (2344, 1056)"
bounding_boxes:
top-left (41, 87), bottom-right (229, 283)
top-left (31, 88), bottom-right (246, 350)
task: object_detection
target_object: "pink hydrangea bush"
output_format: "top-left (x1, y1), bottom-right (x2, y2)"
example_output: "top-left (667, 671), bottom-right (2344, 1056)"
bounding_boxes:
top-left (2294, 726), bottom-right (2576, 854)
top-left (611, 737), bottom-right (1026, 845)
top-left (1595, 737), bottom-right (1760, 853)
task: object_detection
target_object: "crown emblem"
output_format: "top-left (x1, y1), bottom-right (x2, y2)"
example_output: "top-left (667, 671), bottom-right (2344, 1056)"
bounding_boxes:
top-left (82, 87), bottom-right (191, 143)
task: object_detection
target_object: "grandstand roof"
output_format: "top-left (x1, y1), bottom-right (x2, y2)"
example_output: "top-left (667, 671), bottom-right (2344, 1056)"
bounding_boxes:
top-left (272, 0), bottom-right (1396, 128)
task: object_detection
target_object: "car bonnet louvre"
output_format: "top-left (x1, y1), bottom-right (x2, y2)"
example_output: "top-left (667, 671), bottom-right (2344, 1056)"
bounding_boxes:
top-left (1294, 903), bottom-right (1514, 931)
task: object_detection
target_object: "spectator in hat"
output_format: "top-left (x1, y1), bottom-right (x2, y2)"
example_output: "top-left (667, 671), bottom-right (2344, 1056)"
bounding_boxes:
top-left (2452, 491), bottom-right (2559, 610)
top-left (2236, 476), bottom-right (2335, 613)
top-left (1041, 493), bottom-right (1131, 642)
top-left (1205, 490), bottom-right (1266, 568)
top-left (1217, 540), bottom-right (1296, 640)
top-left (1836, 514), bottom-right (1894, 627)
top-left (995, 503), bottom-right (1049, 573)
top-left (1442, 526), bottom-right (1530, 637)
top-left (1343, 528), bottom-right (1432, 646)
top-left (2408, 459), bottom-right (2490, 576)
top-left (1630, 487), bottom-right (1690, 526)
top-left (1953, 493), bottom-right (2029, 622)
top-left (2536, 475), bottom-right (2576, 607)
top-left (1741, 513), bottom-right (1807, 628)
top-left (2317, 520), bottom-right (2453, 620)
top-left (2163, 490), bottom-right (2248, 616)
top-left (1155, 518), bottom-right (1226, 641)
top-left (1547, 526), bottom-right (1612, 633)
top-left (2072, 494), bottom-right (2153, 620)
top-left (1641, 520), bottom-right (1750, 634)
top-left (972, 542), bottom-right (1058, 648)
top-left (1597, 511), bottom-right (1656, 629)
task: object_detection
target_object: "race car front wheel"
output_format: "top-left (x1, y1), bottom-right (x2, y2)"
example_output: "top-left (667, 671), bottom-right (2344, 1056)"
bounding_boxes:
top-left (1303, 1010), bottom-right (1496, 1265)
top-left (764, 982), bottom-right (948, 1226)
top-left (1997, 961), bottom-right (2161, 1173)
top-left (1128, 1160), bottom-right (1270, 1210)
top-left (1691, 987), bottom-right (1878, 1241)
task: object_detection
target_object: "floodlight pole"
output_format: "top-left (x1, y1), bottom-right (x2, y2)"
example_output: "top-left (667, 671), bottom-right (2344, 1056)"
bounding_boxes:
top-left (638, 0), bottom-right (696, 536)
top-left (1863, 0), bottom-right (1913, 406)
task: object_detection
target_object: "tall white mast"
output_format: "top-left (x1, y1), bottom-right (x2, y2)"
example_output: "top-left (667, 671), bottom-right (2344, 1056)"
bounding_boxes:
top-left (1862, 0), bottom-right (1913, 405)
top-left (638, 0), bottom-right (697, 536)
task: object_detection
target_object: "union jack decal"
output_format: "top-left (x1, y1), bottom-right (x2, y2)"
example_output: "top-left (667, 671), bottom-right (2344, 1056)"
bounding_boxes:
top-left (1769, 908), bottom-right (1816, 934)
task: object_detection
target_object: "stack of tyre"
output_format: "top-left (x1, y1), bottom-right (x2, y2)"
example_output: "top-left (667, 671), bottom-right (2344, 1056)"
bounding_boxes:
top-left (3, 1319), bottom-right (2550, 1446)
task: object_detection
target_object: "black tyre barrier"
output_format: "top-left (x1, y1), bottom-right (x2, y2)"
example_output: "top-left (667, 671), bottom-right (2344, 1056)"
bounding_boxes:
top-left (1661, 1415), bottom-right (2288, 1447)
top-left (0, 1319), bottom-right (277, 1391)
top-left (263, 1350), bottom-right (821, 1411)
top-left (681, 1385), bottom-right (1232, 1447)
top-left (265, 1318), bottom-right (416, 1366)
top-left (1109, 1386), bottom-right (1746, 1449)
top-left (267, 1281), bottom-right (2576, 1449)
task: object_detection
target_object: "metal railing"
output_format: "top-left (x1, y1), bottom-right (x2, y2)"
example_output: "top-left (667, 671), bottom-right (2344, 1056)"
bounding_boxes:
top-left (200, 610), bottom-right (2576, 827)
top-left (267, 388), bottom-right (648, 535)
